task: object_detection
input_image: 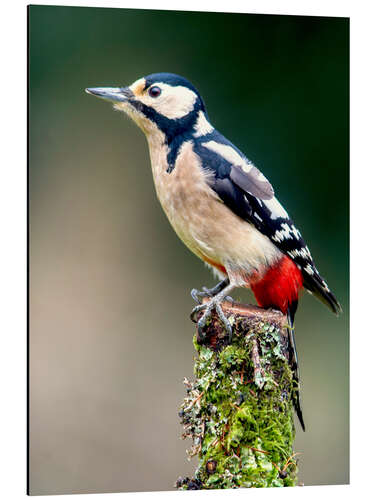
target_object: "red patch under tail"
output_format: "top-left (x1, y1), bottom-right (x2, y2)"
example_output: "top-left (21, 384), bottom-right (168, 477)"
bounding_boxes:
top-left (250, 256), bottom-right (303, 314)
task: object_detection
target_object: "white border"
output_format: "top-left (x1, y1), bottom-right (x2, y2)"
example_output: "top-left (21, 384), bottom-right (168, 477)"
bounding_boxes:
top-left (2, 0), bottom-right (375, 498)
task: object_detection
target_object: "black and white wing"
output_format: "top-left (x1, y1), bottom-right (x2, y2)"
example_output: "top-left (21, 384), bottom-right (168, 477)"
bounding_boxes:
top-left (193, 131), bottom-right (341, 314)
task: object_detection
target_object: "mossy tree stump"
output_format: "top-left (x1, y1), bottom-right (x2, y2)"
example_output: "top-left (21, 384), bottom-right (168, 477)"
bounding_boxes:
top-left (176, 300), bottom-right (300, 490)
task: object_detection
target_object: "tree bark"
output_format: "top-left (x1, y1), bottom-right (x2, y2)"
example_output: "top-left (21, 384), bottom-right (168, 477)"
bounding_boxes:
top-left (176, 300), bottom-right (299, 489)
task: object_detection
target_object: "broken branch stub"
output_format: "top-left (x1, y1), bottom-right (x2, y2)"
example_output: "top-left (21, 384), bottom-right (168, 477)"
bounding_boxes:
top-left (176, 300), bottom-right (300, 489)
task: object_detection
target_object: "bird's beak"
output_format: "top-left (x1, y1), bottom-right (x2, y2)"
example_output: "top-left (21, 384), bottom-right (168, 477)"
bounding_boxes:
top-left (85, 86), bottom-right (132, 103)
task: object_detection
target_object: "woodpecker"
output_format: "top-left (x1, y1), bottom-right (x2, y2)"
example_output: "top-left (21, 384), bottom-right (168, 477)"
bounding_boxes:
top-left (86, 73), bottom-right (341, 431)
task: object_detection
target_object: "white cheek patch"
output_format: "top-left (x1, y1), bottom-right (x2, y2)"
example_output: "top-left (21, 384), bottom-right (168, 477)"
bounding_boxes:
top-left (203, 141), bottom-right (254, 173)
top-left (140, 83), bottom-right (197, 119)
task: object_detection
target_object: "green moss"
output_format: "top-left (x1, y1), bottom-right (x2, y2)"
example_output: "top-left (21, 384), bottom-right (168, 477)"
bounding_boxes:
top-left (177, 317), bottom-right (299, 489)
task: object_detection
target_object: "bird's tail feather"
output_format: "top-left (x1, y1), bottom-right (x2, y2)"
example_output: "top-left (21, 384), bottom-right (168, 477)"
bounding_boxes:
top-left (287, 301), bottom-right (305, 432)
top-left (303, 270), bottom-right (342, 316)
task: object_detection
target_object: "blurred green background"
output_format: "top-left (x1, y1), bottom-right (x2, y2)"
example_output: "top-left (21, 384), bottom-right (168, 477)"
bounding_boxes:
top-left (28, 5), bottom-right (349, 495)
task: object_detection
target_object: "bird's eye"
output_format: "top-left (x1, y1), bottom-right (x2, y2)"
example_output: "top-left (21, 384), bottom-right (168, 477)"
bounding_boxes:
top-left (148, 86), bottom-right (161, 98)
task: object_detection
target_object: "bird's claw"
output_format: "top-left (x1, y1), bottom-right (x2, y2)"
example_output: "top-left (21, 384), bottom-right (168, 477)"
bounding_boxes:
top-left (191, 297), bottom-right (233, 343)
top-left (190, 278), bottom-right (230, 305)
top-left (191, 288), bottom-right (234, 306)
top-left (190, 303), bottom-right (206, 322)
top-left (191, 288), bottom-right (212, 304)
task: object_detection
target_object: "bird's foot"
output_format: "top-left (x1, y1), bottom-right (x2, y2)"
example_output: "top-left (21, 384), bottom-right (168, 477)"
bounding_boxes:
top-left (190, 286), bottom-right (214, 305)
top-left (191, 278), bottom-right (231, 305)
top-left (190, 296), bottom-right (232, 343)
top-left (190, 278), bottom-right (234, 342)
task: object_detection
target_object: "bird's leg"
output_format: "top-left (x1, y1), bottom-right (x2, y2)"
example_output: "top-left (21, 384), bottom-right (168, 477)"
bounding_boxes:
top-left (191, 278), bottom-right (229, 304)
top-left (191, 283), bottom-right (236, 342)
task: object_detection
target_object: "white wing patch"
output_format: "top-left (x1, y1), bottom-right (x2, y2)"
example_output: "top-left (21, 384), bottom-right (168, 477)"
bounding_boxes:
top-left (287, 247), bottom-right (312, 260)
top-left (304, 263), bottom-right (315, 276)
top-left (263, 197), bottom-right (289, 220)
top-left (272, 222), bottom-right (301, 243)
top-left (202, 141), bottom-right (254, 173)
top-left (193, 111), bottom-right (214, 137)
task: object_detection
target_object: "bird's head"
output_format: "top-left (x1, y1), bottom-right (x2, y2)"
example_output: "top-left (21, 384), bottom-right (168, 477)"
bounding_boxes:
top-left (86, 73), bottom-right (209, 141)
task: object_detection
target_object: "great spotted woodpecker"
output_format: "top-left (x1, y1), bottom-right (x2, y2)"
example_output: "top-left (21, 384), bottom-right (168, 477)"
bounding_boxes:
top-left (86, 73), bottom-right (341, 430)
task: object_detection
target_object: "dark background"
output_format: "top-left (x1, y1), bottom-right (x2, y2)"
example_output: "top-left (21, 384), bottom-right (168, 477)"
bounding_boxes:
top-left (29, 5), bottom-right (349, 494)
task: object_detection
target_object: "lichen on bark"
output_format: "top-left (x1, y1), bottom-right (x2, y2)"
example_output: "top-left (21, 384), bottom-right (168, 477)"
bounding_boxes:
top-left (176, 302), bottom-right (300, 490)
